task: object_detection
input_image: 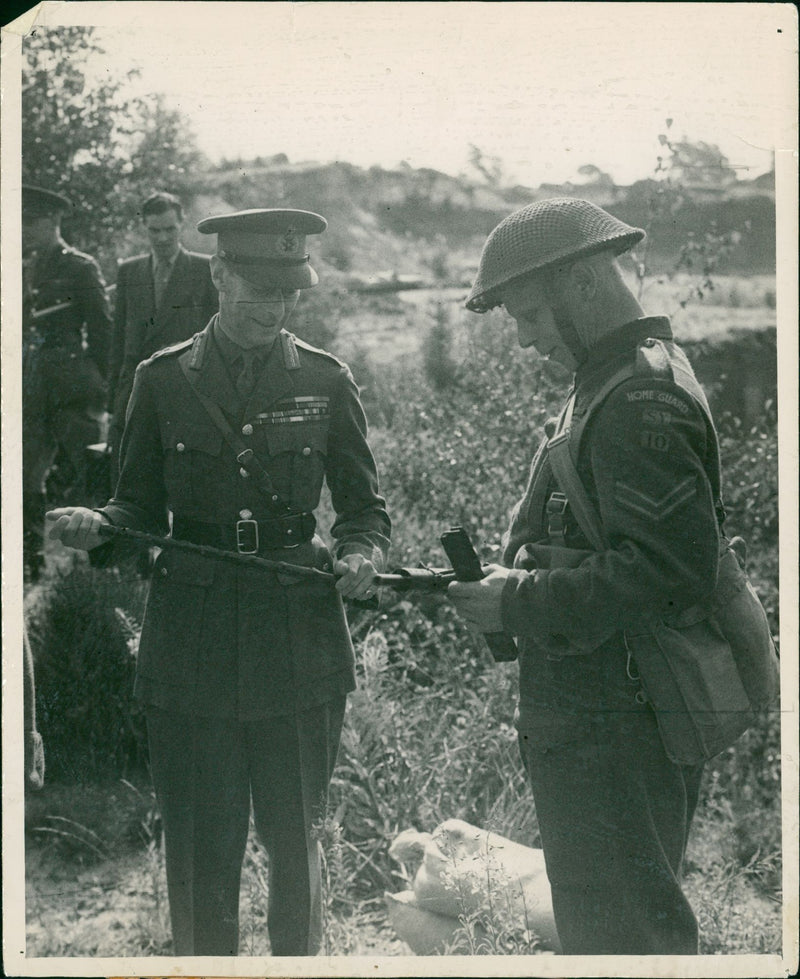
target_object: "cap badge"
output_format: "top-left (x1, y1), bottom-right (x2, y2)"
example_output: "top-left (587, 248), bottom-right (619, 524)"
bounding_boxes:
top-left (279, 230), bottom-right (299, 254)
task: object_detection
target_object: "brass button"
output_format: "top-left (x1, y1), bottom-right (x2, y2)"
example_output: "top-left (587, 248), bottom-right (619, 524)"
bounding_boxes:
top-left (287, 528), bottom-right (293, 535)
top-left (160, 567), bottom-right (168, 577)
top-left (239, 508), bottom-right (253, 520)
top-left (271, 494), bottom-right (279, 502)
top-left (240, 468), bottom-right (250, 478)
top-left (302, 446), bottom-right (312, 456)
top-left (176, 442), bottom-right (185, 452)
top-left (242, 423), bottom-right (254, 436)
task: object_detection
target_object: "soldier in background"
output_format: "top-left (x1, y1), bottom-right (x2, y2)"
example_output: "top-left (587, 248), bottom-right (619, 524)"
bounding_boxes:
top-left (22, 185), bottom-right (111, 582)
top-left (107, 191), bottom-right (218, 474)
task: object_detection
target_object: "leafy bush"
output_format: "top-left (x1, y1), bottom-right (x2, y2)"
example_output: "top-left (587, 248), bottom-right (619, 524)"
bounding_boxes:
top-left (26, 561), bottom-right (149, 783)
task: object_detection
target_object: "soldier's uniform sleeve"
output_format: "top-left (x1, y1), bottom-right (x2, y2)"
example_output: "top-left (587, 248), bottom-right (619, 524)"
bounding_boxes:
top-left (100, 361), bottom-right (170, 536)
top-left (325, 364), bottom-right (391, 569)
top-left (107, 260), bottom-right (127, 410)
top-left (500, 376), bottom-right (719, 643)
top-left (76, 253), bottom-right (112, 378)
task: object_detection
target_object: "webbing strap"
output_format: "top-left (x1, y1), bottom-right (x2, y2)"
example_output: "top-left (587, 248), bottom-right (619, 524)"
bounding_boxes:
top-left (546, 357), bottom-right (725, 550)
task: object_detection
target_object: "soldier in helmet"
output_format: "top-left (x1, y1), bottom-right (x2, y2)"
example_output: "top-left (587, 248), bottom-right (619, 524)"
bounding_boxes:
top-left (22, 184), bottom-right (112, 582)
top-left (46, 208), bottom-right (391, 956)
top-left (448, 198), bottom-right (721, 954)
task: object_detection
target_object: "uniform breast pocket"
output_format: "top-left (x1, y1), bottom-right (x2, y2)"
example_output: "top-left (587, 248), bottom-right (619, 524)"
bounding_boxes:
top-left (161, 422), bottom-right (223, 509)
top-left (264, 420), bottom-right (329, 510)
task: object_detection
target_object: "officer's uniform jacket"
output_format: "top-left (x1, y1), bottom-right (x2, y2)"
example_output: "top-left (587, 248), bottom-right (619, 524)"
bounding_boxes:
top-left (108, 247), bottom-right (218, 417)
top-left (500, 317), bottom-right (721, 718)
top-left (23, 241), bottom-right (111, 405)
top-left (100, 318), bottom-right (391, 719)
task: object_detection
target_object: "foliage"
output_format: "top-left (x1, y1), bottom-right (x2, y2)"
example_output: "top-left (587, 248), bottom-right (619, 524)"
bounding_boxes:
top-left (371, 312), bottom-right (563, 565)
top-left (421, 303), bottom-right (458, 390)
top-left (22, 26), bottom-right (206, 273)
top-left (26, 560), bottom-right (149, 782)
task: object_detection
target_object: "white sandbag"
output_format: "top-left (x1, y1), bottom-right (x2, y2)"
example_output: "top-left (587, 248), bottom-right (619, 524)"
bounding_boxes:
top-left (383, 890), bottom-right (484, 955)
top-left (387, 818), bottom-right (560, 952)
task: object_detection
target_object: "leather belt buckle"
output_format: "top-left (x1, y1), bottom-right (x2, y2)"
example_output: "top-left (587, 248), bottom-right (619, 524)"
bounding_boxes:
top-left (236, 518), bottom-right (259, 554)
top-left (546, 491), bottom-right (569, 543)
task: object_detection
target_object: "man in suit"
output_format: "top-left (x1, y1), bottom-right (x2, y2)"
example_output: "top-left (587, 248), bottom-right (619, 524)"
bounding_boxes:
top-left (107, 191), bottom-right (218, 471)
top-left (46, 207), bottom-right (390, 957)
top-left (22, 184), bottom-right (112, 582)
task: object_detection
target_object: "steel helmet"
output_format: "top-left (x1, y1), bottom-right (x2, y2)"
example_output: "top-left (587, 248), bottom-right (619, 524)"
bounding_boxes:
top-left (466, 198), bottom-right (645, 313)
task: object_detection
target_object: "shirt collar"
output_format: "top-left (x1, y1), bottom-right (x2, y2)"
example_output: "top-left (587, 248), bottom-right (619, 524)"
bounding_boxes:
top-left (211, 318), bottom-right (276, 368)
top-left (575, 316), bottom-right (673, 384)
top-left (152, 245), bottom-right (181, 272)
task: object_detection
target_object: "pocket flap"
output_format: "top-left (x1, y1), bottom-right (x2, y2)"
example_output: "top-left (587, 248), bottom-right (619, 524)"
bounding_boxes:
top-left (161, 422), bottom-right (223, 456)
top-left (264, 421), bottom-right (329, 457)
top-left (154, 546), bottom-right (216, 586)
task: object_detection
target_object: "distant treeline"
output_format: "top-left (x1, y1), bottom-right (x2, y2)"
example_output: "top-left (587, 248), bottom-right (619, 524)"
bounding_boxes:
top-left (205, 160), bottom-right (776, 277)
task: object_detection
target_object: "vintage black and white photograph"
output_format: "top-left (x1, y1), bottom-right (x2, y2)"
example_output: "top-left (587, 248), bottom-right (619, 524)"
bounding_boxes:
top-left (2, 2), bottom-right (797, 976)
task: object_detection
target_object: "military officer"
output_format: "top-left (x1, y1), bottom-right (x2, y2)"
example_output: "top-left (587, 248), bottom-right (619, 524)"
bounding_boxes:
top-left (22, 184), bottom-right (112, 581)
top-left (46, 208), bottom-right (391, 956)
top-left (448, 198), bottom-right (720, 954)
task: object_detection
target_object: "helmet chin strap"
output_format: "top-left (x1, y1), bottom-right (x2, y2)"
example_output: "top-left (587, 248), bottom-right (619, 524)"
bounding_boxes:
top-left (552, 307), bottom-right (588, 366)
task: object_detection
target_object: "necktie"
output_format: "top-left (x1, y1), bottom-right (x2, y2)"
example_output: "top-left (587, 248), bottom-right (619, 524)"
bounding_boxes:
top-left (153, 260), bottom-right (172, 309)
top-left (236, 351), bottom-right (262, 399)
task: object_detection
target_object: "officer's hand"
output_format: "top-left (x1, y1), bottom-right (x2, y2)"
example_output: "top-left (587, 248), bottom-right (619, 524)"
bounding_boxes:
top-left (334, 554), bottom-right (379, 602)
top-left (46, 507), bottom-right (109, 551)
top-left (25, 729), bottom-right (45, 791)
top-left (447, 565), bottom-right (510, 634)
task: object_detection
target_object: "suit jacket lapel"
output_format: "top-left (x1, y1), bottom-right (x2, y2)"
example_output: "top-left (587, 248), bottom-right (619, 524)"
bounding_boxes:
top-left (126, 256), bottom-right (154, 357)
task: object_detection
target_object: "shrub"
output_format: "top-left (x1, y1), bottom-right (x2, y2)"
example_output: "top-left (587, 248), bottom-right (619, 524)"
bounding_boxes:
top-left (422, 305), bottom-right (458, 390)
top-left (26, 561), bottom-right (149, 783)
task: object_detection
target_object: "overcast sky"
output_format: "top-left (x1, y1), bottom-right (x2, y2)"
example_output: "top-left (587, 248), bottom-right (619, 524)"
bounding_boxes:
top-left (6, 1), bottom-right (798, 186)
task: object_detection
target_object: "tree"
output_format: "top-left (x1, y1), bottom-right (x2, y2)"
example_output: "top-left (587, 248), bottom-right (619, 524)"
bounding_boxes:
top-left (657, 135), bottom-right (737, 189)
top-left (22, 26), bottom-right (206, 268)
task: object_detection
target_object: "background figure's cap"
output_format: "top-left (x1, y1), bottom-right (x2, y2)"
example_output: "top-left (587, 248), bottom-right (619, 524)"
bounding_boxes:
top-left (466, 197), bottom-right (645, 313)
top-left (22, 185), bottom-right (73, 218)
top-left (197, 208), bottom-right (327, 289)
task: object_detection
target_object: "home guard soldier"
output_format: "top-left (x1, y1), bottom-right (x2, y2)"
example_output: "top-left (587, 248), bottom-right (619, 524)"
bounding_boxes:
top-left (46, 208), bottom-right (391, 957)
top-left (22, 184), bottom-right (111, 582)
top-left (447, 198), bottom-right (721, 954)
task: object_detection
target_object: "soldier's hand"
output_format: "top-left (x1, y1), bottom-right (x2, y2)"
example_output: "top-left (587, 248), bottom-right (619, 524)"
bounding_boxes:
top-left (46, 507), bottom-right (109, 551)
top-left (447, 564), bottom-right (509, 634)
top-left (334, 553), bottom-right (379, 602)
top-left (25, 729), bottom-right (45, 790)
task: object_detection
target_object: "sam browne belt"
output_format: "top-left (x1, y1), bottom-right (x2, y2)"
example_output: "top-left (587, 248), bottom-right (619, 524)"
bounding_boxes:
top-left (172, 513), bottom-right (316, 553)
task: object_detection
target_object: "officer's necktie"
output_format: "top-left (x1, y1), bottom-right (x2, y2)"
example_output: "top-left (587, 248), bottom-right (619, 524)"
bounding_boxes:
top-left (236, 351), bottom-right (262, 399)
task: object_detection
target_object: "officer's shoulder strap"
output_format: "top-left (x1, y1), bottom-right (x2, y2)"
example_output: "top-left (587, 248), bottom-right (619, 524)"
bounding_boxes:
top-left (290, 333), bottom-right (347, 370)
top-left (146, 334), bottom-right (197, 365)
